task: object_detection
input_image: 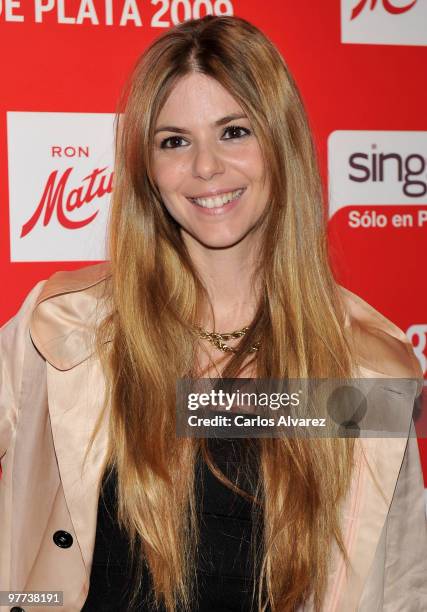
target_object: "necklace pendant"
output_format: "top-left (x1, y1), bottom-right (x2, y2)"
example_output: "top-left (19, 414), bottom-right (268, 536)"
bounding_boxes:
top-left (196, 324), bottom-right (259, 354)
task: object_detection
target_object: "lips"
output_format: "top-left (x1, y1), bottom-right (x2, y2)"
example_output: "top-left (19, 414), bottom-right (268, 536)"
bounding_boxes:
top-left (188, 187), bottom-right (245, 199)
top-left (187, 187), bottom-right (246, 209)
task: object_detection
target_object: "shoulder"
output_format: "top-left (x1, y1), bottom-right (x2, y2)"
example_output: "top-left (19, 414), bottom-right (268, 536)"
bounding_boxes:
top-left (32, 261), bottom-right (111, 305)
top-left (28, 262), bottom-right (112, 371)
top-left (0, 279), bottom-right (49, 409)
top-left (339, 286), bottom-right (423, 385)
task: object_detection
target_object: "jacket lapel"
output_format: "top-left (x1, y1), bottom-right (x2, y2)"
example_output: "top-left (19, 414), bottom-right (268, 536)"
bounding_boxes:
top-left (46, 358), bottom-right (110, 574)
top-left (29, 262), bottom-right (112, 574)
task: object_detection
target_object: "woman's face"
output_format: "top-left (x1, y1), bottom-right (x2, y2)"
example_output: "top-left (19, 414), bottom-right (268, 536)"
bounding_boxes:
top-left (151, 72), bottom-right (270, 249)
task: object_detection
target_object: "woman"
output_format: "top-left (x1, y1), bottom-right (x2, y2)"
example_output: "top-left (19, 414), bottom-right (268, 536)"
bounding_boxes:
top-left (0, 15), bottom-right (426, 612)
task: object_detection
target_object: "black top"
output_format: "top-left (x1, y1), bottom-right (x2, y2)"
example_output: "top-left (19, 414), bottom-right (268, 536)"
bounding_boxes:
top-left (81, 438), bottom-right (267, 612)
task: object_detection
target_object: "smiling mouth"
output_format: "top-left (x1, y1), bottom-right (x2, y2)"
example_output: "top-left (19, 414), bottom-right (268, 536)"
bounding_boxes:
top-left (187, 188), bottom-right (246, 209)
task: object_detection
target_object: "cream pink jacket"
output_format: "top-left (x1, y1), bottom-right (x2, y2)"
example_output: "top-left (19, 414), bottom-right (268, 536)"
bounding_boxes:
top-left (0, 263), bottom-right (426, 611)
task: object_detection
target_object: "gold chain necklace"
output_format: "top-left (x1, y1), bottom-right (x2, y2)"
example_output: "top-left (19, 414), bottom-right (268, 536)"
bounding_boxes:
top-left (196, 325), bottom-right (260, 353)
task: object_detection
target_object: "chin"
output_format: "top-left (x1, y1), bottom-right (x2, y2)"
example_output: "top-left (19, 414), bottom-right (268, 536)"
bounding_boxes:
top-left (191, 230), bottom-right (252, 249)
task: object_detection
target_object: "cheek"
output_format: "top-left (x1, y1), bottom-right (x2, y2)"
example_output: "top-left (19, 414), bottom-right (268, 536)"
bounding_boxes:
top-left (152, 157), bottom-right (188, 197)
top-left (231, 144), bottom-right (266, 184)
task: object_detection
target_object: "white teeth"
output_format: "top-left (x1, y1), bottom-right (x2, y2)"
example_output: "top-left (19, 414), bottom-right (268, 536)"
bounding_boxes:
top-left (190, 188), bottom-right (245, 208)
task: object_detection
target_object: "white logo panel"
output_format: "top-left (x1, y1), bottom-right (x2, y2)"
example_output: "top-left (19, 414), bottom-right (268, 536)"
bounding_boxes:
top-left (407, 324), bottom-right (427, 376)
top-left (7, 112), bottom-right (115, 262)
top-left (328, 130), bottom-right (427, 217)
top-left (341, 0), bottom-right (427, 46)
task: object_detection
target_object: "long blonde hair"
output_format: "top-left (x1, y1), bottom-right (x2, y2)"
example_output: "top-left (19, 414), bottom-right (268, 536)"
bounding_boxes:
top-left (93, 15), bottom-right (355, 612)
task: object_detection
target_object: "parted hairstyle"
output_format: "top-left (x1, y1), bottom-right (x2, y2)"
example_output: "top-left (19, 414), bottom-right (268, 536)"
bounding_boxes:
top-left (90, 14), bottom-right (357, 612)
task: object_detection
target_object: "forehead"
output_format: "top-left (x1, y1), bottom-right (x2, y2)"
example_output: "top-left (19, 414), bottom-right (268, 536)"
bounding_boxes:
top-left (156, 72), bottom-right (244, 123)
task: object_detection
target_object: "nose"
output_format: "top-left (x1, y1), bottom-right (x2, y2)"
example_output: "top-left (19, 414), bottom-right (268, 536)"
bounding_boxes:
top-left (192, 143), bottom-right (225, 180)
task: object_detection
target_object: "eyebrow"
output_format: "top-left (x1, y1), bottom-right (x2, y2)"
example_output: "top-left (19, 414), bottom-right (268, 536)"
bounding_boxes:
top-left (154, 113), bottom-right (248, 135)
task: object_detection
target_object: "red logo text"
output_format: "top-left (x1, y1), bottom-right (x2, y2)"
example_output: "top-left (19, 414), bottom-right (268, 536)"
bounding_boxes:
top-left (21, 166), bottom-right (113, 237)
top-left (351, 0), bottom-right (417, 20)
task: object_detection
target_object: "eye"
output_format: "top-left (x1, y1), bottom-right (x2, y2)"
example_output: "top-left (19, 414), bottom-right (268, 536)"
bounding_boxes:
top-left (222, 125), bottom-right (252, 140)
top-left (159, 135), bottom-right (189, 149)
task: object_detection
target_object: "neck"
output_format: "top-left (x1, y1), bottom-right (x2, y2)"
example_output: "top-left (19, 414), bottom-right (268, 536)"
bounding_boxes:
top-left (183, 231), bottom-right (262, 332)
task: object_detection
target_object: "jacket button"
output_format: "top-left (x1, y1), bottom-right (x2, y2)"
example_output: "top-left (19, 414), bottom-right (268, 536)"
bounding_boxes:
top-left (10, 608), bottom-right (25, 612)
top-left (53, 529), bottom-right (73, 548)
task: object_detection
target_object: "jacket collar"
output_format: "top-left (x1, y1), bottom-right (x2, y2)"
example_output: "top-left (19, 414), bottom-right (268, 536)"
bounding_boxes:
top-left (29, 262), bottom-right (112, 371)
